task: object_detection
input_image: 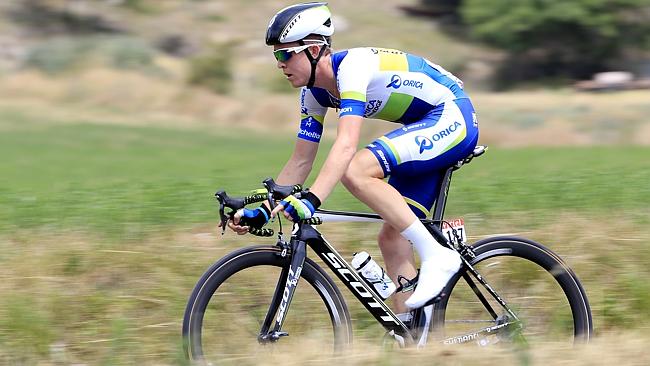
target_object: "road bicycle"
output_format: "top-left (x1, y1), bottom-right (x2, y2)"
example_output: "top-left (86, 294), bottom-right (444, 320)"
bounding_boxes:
top-left (182, 145), bottom-right (593, 363)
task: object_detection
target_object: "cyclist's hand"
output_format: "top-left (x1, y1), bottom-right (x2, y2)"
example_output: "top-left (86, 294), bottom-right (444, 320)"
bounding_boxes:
top-left (227, 206), bottom-right (270, 235)
top-left (271, 192), bottom-right (321, 222)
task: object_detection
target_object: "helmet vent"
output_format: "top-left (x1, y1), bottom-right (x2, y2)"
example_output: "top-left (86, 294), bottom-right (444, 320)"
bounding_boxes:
top-left (281, 14), bottom-right (301, 40)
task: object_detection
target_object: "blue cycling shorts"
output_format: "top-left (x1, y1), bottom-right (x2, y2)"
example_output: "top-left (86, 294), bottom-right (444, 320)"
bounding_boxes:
top-left (366, 98), bottom-right (479, 218)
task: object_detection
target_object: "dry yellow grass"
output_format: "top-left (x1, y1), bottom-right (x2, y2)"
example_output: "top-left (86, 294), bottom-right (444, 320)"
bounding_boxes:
top-left (3, 213), bottom-right (648, 363)
top-left (473, 91), bottom-right (650, 147)
top-left (1, 67), bottom-right (649, 147)
top-left (226, 332), bottom-right (650, 366)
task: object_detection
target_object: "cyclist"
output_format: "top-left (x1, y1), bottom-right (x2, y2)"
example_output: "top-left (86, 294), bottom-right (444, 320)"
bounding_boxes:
top-left (229, 2), bottom-right (479, 314)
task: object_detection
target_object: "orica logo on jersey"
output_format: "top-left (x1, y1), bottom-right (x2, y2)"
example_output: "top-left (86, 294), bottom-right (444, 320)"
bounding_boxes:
top-left (415, 136), bottom-right (433, 154)
top-left (386, 74), bottom-right (423, 89)
top-left (414, 121), bottom-right (463, 154)
top-left (386, 75), bottom-right (401, 89)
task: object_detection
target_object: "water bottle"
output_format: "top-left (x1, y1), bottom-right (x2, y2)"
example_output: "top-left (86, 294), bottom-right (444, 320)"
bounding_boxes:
top-left (351, 251), bottom-right (396, 299)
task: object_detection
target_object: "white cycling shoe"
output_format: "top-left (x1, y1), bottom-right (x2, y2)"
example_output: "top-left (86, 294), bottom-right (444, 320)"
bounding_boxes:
top-left (405, 250), bottom-right (462, 309)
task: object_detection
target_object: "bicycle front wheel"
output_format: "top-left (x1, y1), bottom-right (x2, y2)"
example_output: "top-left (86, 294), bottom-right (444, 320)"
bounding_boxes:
top-left (433, 236), bottom-right (592, 345)
top-left (183, 245), bottom-right (352, 364)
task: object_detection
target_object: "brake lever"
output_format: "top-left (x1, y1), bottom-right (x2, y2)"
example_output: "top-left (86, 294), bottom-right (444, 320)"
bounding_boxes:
top-left (215, 192), bottom-right (226, 234)
top-left (215, 190), bottom-right (238, 235)
top-left (215, 182), bottom-right (300, 237)
top-left (262, 178), bottom-right (303, 201)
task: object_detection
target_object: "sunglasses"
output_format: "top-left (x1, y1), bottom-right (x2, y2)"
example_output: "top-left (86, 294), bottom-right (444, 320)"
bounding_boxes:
top-left (273, 42), bottom-right (327, 62)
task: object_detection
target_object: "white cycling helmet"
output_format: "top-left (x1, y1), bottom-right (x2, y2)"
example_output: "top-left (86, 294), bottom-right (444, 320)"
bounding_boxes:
top-left (266, 3), bottom-right (335, 88)
top-left (265, 2), bottom-right (334, 45)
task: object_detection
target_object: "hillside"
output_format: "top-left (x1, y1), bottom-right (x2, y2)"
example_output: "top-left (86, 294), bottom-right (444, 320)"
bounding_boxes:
top-left (1, 1), bottom-right (648, 147)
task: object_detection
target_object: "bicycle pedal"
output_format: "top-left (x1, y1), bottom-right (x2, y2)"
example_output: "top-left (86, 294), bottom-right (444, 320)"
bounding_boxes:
top-left (396, 274), bottom-right (418, 293)
top-left (383, 330), bottom-right (406, 348)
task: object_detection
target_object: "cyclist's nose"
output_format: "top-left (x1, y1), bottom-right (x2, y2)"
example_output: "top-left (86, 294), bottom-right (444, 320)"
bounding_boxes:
top-left (276, 60), bottom-right (286, 69)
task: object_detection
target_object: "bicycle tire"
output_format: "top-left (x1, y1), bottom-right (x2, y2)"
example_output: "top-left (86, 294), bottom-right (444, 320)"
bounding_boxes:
top-left (183, 245), bottom-right (353, 363)
top-left (432, 236), bottom-right (593, 345)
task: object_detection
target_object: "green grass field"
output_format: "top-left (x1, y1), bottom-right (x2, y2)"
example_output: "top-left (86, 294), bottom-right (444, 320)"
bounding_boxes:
top-left (2, 108), bottom-right (650, 364)
top-left (3, 108), bottom-right (649, 236)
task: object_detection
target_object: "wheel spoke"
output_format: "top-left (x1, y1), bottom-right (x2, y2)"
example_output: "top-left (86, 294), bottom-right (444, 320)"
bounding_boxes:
top-left (433, 238), bottom-right (592, 347)
top-left (183, 247), bottom-right (352, 363)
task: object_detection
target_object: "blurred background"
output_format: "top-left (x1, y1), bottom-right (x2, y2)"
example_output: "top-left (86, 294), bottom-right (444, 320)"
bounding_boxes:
top-left (1, 0), bottom-right (649, 364)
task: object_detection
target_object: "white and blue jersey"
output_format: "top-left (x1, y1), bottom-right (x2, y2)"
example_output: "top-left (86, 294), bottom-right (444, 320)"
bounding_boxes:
top-left (297, 47), bottom-right (479, 217)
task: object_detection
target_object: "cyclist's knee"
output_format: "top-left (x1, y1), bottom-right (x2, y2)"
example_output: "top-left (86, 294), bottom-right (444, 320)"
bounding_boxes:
top-left (342, 150), bottom-right (383, 192)
top-left (340, 169), bottom-right (356, 192)
top-left (341, 161), bottom-right (364, 194)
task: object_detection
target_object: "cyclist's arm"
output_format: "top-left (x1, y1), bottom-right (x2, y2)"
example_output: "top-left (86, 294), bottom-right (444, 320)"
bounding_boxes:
top-left (276, 137), bottom-right (319, 186)
top-left (303, 49), bottom-right (371, 202)
top-left (229, 138), bottom-right (317, 233)
top-left (308, 114), bottom-right (363, 202)
top-left (274, 87), bottom-right (325, 186)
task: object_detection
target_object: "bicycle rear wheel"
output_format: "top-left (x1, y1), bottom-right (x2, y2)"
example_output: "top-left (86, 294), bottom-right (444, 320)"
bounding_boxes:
top-left (433, 236), bottom-right (592, 345)
top-left (183, 245), bottom-right (352, 364)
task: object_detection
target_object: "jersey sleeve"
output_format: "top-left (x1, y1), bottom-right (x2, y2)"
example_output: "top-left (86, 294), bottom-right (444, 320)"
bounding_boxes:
top-left (336, 49), bottom-right (377, 118)
top-left (297, 87), bottom-right (328, 143)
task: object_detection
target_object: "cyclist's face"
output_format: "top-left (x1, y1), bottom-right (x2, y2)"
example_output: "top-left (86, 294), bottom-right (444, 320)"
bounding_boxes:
top-left (273, 42), bottom-right (316, 88)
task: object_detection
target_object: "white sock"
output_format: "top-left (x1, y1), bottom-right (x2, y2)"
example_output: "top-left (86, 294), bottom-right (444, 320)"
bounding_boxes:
top-left (401, 220), bottom-right (461, 309)
top-left (400, 220), bottom-right (444, 262)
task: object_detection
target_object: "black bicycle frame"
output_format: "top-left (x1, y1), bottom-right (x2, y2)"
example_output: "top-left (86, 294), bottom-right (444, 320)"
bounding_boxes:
top-left (258, 149), bottom-right (521, 345)
top-left (307, 227), bottom-right (411, 336)
top-left (258, 221), bottom-right (412, 343)
top-left (430, 167), bottom-right (521, 325)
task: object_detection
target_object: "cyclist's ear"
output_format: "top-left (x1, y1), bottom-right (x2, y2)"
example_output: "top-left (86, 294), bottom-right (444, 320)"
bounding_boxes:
top-left (308, 44), bottom-right (322, 57)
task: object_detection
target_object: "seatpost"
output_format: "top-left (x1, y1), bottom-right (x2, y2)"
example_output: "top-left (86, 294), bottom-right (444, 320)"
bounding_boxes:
top-left (431, 167), bottom-right (454, 224)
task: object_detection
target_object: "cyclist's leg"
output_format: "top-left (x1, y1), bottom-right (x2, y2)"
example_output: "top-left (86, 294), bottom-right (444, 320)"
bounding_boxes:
top-left (343, 148), bottom-right (462, 312)
top-left (377, 223), bottom-right (416, 314)
top-left (344, 98), bottom-right (479, 309)
top-left (341, 148), bottom-right (419, 229)
top-left (341, 149), bottom-right (424, 315)
top-left (353, 98), bottom-right (479, 222)
top-left (341, 151), bottom-right (422, 314)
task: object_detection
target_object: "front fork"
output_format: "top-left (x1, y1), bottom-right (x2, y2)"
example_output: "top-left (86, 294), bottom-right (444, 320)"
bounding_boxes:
top-left (258, 237), bottom-right (307, 344)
